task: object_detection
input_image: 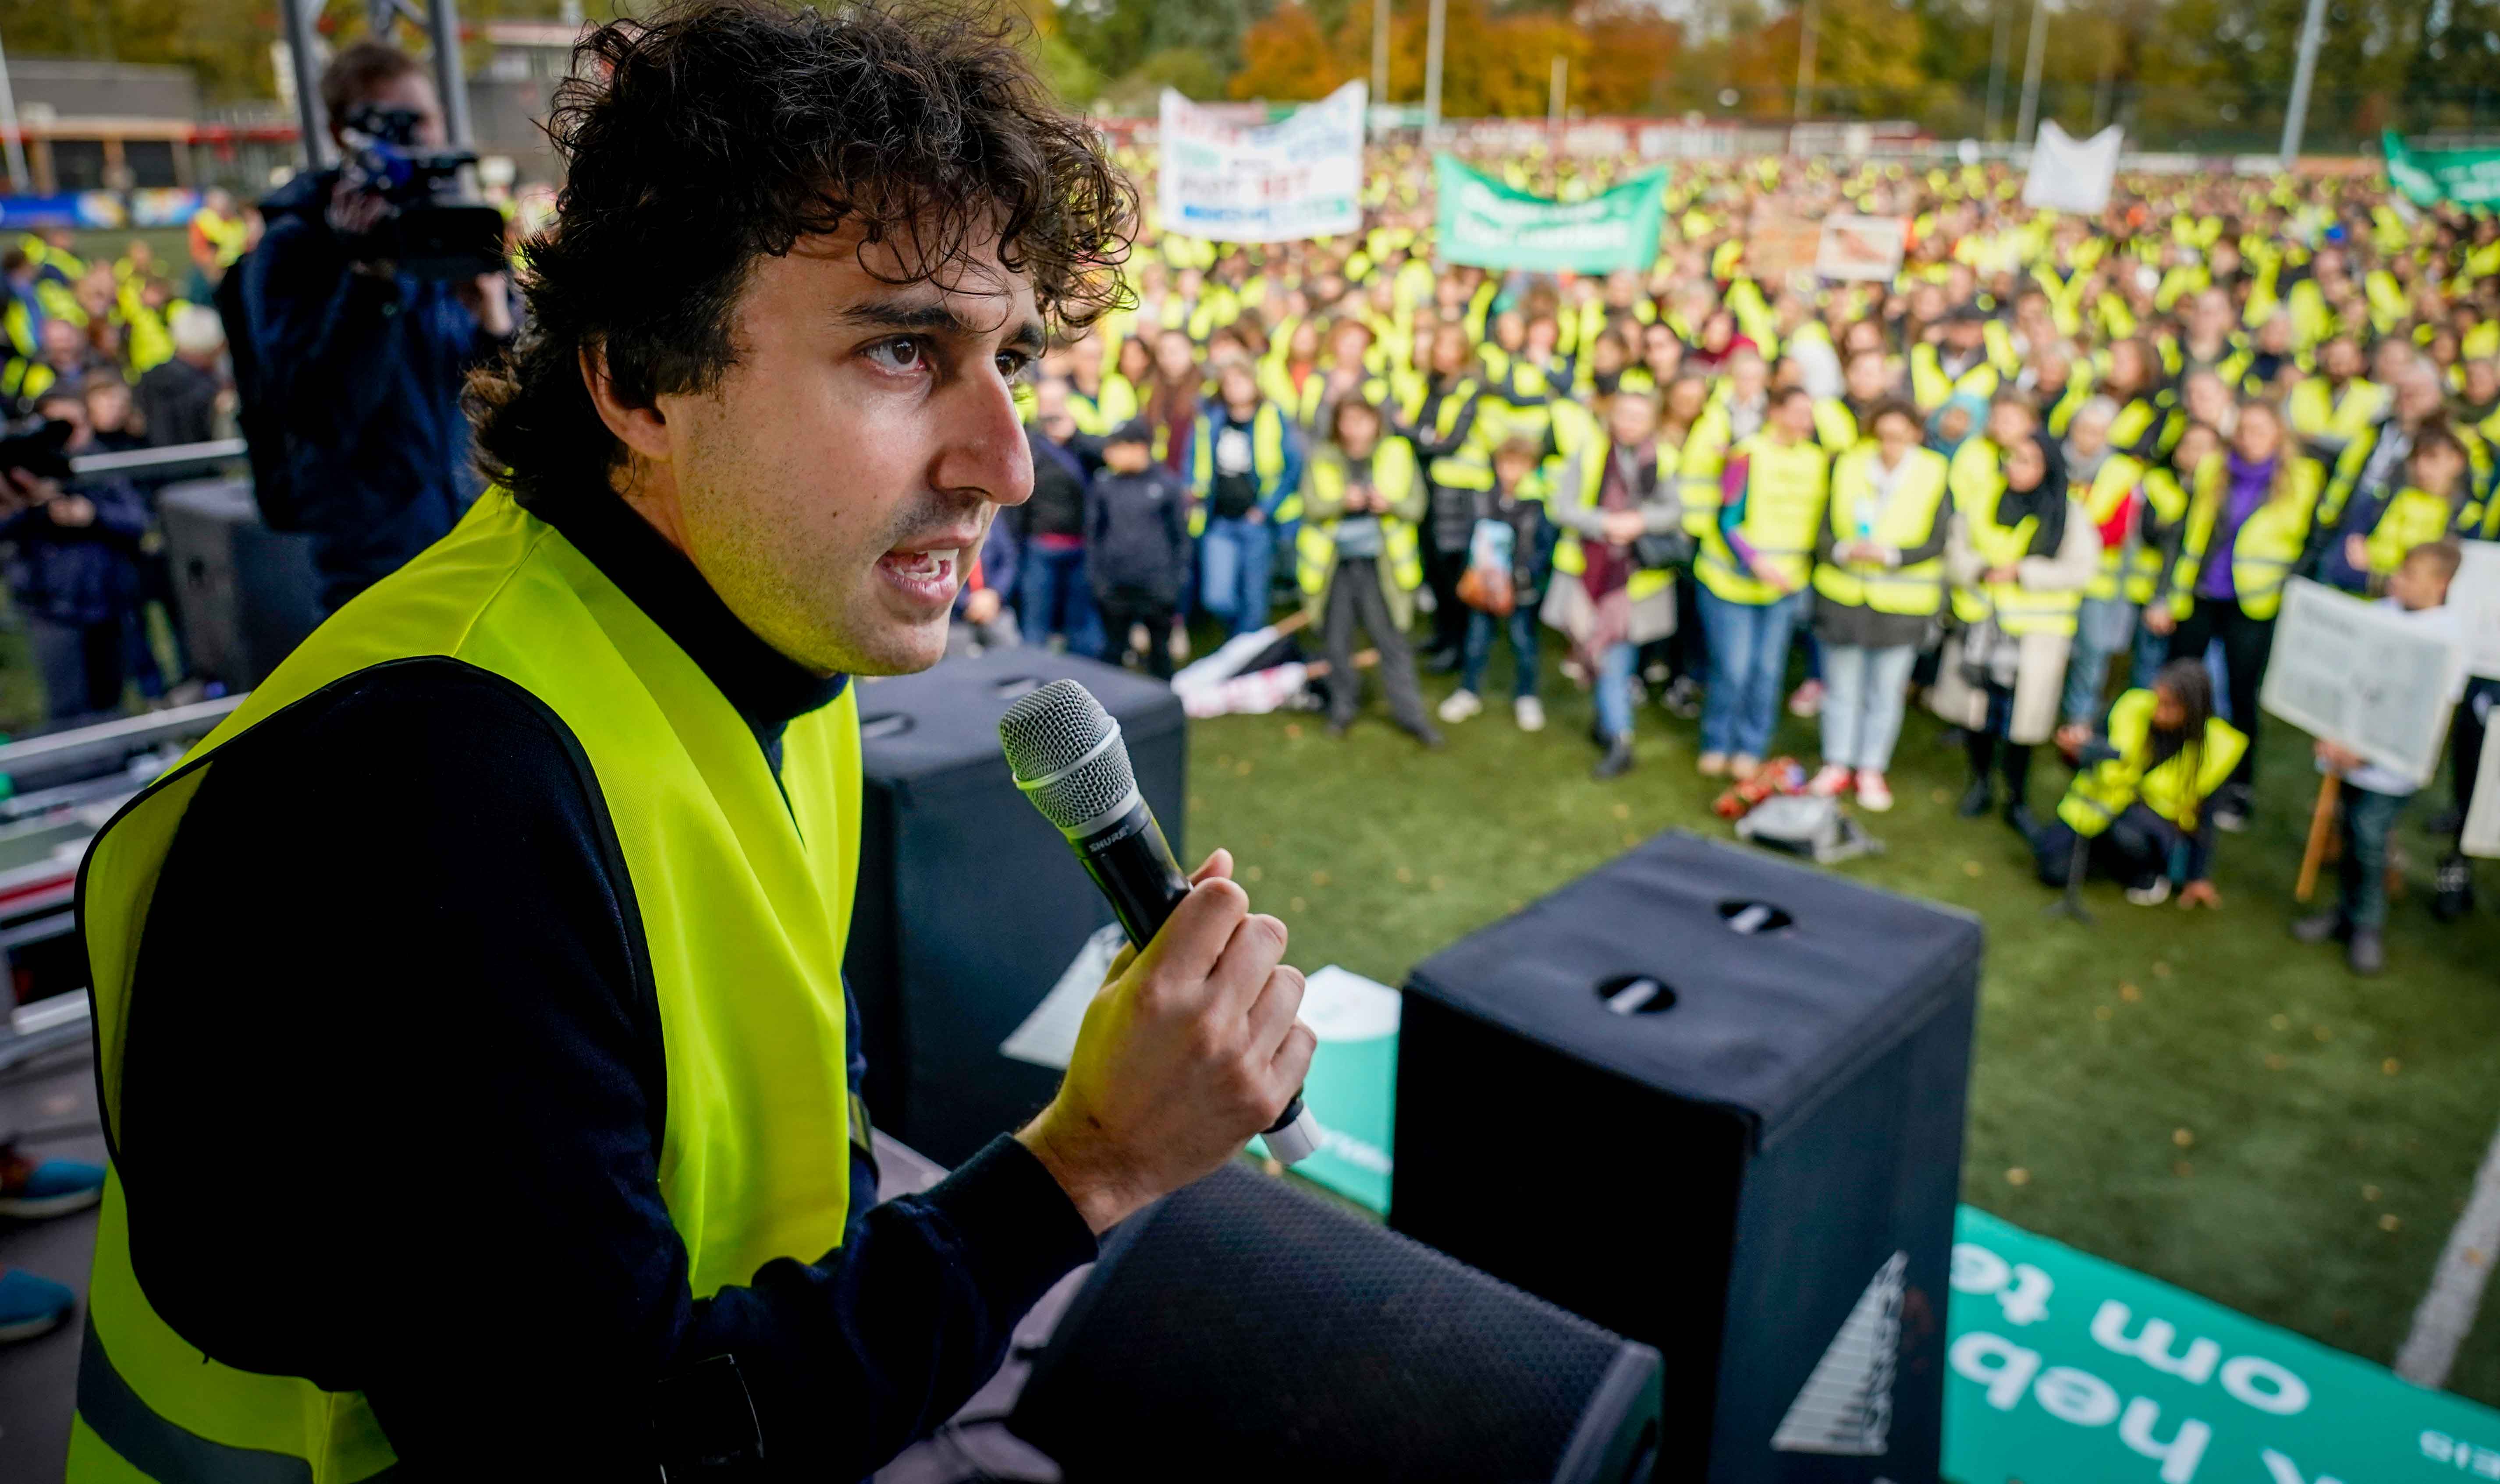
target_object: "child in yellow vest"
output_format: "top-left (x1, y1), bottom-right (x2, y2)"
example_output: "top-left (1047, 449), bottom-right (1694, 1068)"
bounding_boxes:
top-left (2294, 541), bottom-right (2468, 976)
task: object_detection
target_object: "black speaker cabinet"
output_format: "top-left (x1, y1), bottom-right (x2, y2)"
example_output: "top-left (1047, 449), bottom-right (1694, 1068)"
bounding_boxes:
top-left (1010, 1160), bottom-right (1662, 1483)
top-left (1392, 832), bottom-right (1980, 1484)
top-left (156, 478), bottom-right (324, 690)
top-left (843, 648), bottom-right (1185, 1167)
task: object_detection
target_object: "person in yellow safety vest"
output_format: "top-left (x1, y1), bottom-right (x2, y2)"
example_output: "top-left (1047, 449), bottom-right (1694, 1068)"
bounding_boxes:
top-left (1947, 392), bottom-right (2038, 520)
top-left (2146, 400), bottom-right (2324, 829)
top-left (2037, 660), bottom-right (2243, 908)
top-left (2286, 338), bottom-right (2387, 465)
top-left (1436, 435), bottom-right (1556, 736)
top-left (188, 188), bottom-right (251, 290)
top-left (1258, 316), bottom-right (1329, 434)
top-left (69, 10), bottom-right (1318, 1480)
top-left (2057, 396), bottom-right (2184, 730)
top-left (2318, 363), bottom-right (2484, 569)
top-left (1190, 360), bottom-right (1301, 637)
top-left (1695, 386), bottom-right (1828, 778)
top-left (1935, 430), bottom-right (2100, 829)
top-left (1545, 388), bottom-right (1683, 779)
top-left (1298, 396), bottom-right (1440, 746)
top-left (1817, 348), bottom-right (1896, 456)
top-left (1908, 306), bottom-right (2000, 412)
top-left (2166, 287), bottom-right (2255, 392)
top-left (1678, 347), bottom-right (1769, 539)
top-left (1058, 331), bottom-right (1136, 436)
top-left (2335, 427), bottom-right (2482, 590)
top-left (1402, 322), bottom-right (1491, 668)
top-left (1808, 398), bottom-right (1950, 813)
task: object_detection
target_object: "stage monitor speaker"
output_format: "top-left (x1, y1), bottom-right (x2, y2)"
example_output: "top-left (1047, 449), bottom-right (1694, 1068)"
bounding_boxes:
top-left (1009, 1160), bottom-right (1662, 1484)
top-left (1392, 831), bottom-right (1980, 1484)
top-left (156, 478), bottom-right (323, 691)
top-left (843, 648), bottom-right (1184, 1168)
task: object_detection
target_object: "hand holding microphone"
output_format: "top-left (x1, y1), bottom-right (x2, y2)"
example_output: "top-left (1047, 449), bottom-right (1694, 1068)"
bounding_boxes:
top-left (1001, 680), bottom-right (1322, 1234)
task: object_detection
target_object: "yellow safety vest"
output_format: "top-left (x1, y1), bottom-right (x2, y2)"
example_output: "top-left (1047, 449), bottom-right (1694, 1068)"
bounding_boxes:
top-left (1417, 378), bottom-right (1491, 493)
top-left (1298, 439), bottom-right (1424, 617)
top-left (1814, 444), bottom-right (1949, 615)
top-left (2362, 485), bottom-right (2480, 579)
top-left (1551, 439), bottom-right (1675, 604)
top-left (71, 490), bottom-right (860, 1481)
top-left (1067, 375), bottom-right (1138, 437)
top-left (1191, 401), bottom-right (1294, 534)
top-left (2167, 455), bottom-right (2324, 622)
top-left (2058, 688), bottom-right (2247, 836)
top-left (2285, 379), bottom-right (2387, 465)
top-left (1698, 433), bottom-right (1828, 605)
top-left (1953, 490), bottom-right (2081, 635)
top-left (2077, 454), bottom-right (2152, 603)
top-left (1909, 343), bottom-right (2000, 411)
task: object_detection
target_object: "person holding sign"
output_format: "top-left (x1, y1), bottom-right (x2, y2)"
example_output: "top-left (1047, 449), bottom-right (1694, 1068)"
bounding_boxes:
top-left (2037, 659), bottom-right (2244, 907)
top-left (2293, 541), bottom-right (2467, 975)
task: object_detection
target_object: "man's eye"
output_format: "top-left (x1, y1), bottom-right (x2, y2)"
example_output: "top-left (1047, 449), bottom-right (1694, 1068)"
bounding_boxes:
top-left (998, 350), bottom-right (1036, 383)
top-left (866, 337), bottom-right (927, 373)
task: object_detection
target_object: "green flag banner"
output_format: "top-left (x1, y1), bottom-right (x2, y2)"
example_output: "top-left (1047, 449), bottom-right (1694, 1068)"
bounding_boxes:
top-left (1287, 1005), bottom-right (2500, 1482)
top-left (2385, 130), bottom-right (2500, 209)
top-left (1433, 154), bottom-right (1667, 274)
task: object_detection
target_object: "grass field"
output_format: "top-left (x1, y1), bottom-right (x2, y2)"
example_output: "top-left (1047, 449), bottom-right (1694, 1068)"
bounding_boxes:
top-left (1179, 620), bottom-right (2500, 1409)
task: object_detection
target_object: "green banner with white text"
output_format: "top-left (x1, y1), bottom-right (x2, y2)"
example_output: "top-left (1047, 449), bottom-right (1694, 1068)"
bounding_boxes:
top-left (2385, 130), bottom-right (2500, 209)
top-left (1432, 154), bottom-right (1667, 274)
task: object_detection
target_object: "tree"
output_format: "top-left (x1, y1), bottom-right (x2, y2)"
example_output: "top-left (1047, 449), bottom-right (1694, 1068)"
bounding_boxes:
top-left (1232, 2), bottom-right (1353, 100)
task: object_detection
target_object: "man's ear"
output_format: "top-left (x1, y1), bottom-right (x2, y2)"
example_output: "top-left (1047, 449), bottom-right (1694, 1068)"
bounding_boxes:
top-left (581, 344), bottom-right (673, 466)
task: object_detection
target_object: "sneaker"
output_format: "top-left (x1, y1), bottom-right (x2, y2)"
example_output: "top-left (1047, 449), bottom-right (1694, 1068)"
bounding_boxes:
top-left (1697, 751), bottom-right (1730, 777)
top-left (1662, 677), bottom-right (1703, 720)
top-left (1729, 754), bottom-right (1762, 782)
top-left (1592, 736), bottom-right (1635, 779)
top-left (1410, 724), bottom-right (1446, 751)
top-left (1807, 765), bottom-right (1854, 797)
top-left (1424, 648), bottom-right (1463, 674)
top-left (2348, 928), bottom-right (2387, 976)
top-left (0, 1268), bottom-right (74, 1345)
top-left (1855, 772), bottom-right (1894, 812)
top-left (1513, 696), bottom-right (1546, 732)
top-left (2434, 854), bottom-right (2476, 923)
top-left (1167, 625), bottom-right (1192, 664)
top-left (1787, 679), bottom-right (1825, 718)
top-left (1957, 779), bottom-right (1994, 818)
top-left (2125, 877), bottom-right (2173, 907)
top-left (2290, 910), bottom-right (2350, 945)
top-left (2212, 783), bottom-right (2250, 834)
top-left (0, 1151), bottom-right (103, 1221)
top-left (1438, 689), bottom-right (1484, 725)
top-left (2004, 803), bottom-right (2042, 841)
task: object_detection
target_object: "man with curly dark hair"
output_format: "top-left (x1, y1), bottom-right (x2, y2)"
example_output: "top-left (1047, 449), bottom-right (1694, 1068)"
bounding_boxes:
top-left (70, 4), bottom-right (1314, 1477)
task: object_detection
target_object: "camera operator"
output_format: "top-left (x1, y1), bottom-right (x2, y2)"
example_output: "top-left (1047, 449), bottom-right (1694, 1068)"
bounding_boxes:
top-left (244, 39), bottom-right (514, 611)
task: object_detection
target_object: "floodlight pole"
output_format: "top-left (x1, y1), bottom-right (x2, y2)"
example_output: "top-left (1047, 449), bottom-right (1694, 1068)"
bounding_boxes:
top-left (0, 29), bottom-right (31, 195)
top-left (279, 0), bottom-right (332, 167)
top-left (424, 0), bottom-right (473, 147)
top-left (1985, 0), bottom-right (2011, 141)
top-left (1794, 0), bottom-right (1818, 122)
top-left (1372, 0), bottom-right (1390, 120)
top-left (2280, 0), bottom-right (2328, 164)
top-left (1423, 0), bottom-right (1445, 138)
top-left (2015, 0), bottom-right (2049, 148)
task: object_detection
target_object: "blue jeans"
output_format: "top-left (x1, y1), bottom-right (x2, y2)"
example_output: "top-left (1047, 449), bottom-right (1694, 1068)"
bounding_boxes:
top-left (2340, 785), bottom-right (2411, 931)
top-left (1595, 640), bottom-right (1637, 742)
top-left (1696, 587), bottom-right (1804, 758)
top-left (2128, 613), bottom-right (2169, 693)
top-left (1818, 642), bottom-right (1918, 773)
top-left (1461, 607), bottom-right (1540, 700)
top-left (1198, 514), bottom-right (1275, 637)
top-left (1017, 542), bottom-right (1103, 657)
top-left (2063, 595), bottom-right (2138, 726)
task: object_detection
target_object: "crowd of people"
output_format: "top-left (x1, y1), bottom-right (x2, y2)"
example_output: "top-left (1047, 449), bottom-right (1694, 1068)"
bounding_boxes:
top-left (990, 148), bottom-right (2497, 979)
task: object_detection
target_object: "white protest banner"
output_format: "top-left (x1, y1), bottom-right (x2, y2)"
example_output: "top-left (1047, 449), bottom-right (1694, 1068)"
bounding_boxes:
top-left (2260, 577), bottom-right (2463, 790)
top-left (1159, 81), bottom-right (1365, 243)
top-left (2466, 701), bottom-right (2500, 858)
top-left (2021, 121), bottom-right (2122, 215)
top-left (2450, 541), bottom-right (2500, 680)
top-left (1813, 213), bottom-right (1906, 282)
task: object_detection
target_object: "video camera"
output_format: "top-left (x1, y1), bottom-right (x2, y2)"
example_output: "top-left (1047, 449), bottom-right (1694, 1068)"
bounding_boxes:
top-left (335, 102), bottom-right (510, 282)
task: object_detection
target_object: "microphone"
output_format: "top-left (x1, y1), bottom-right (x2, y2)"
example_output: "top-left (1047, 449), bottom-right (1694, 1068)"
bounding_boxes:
top-left (999, 678), bottom-right (1322, 1165)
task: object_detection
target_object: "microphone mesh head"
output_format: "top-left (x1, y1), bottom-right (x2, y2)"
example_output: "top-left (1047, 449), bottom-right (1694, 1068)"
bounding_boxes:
top-left (1000, 678), bottom-right (1137, 832)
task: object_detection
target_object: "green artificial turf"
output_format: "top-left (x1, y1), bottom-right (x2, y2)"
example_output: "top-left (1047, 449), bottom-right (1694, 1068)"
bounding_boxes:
top-left (1180, 622), bottom-right (2500, 1408)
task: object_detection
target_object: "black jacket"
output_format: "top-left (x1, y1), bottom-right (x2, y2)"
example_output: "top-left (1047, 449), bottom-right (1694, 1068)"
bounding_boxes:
top-left (1085, 466), bottom-right (1192, 605)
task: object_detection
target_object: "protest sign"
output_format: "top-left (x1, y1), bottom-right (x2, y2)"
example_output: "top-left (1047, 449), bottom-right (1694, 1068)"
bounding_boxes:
top-left (1159, 82), bottom-right (1365, 242)
top-left (1746, 213), bottom-right (1823, 278)
top-left (2468, 711), bottom-right (2500, 859)
top-left (1433, 154), bottom-right (1669, 274)
top-left (1814, 213), bottom-right (1907, 282)
top-left (2385, 130), bottom-right (2500, 209)
top-left (2449, 540), bottom-right (2500, 680)
top-left (1246, 964), bottom-right (1397, 1212)
top-left (2260, 577), bottom-right (2462, 790)
top-left (2023, 122), bottom-right (2123, 214)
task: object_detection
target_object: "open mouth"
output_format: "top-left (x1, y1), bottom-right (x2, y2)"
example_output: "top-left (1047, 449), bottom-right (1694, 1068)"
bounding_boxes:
top-left (876, 547), bottom-right (962, 607)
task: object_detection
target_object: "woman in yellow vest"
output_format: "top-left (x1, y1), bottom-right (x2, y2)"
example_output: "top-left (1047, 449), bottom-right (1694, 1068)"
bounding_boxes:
top-left (1932, 431), bottom-right (2102, 829)
top-left (1809, 399), bottom-right (1949, 813)
top-left (1696, 385), bottom-right (1828, 779)
top-left (2037, 660), bottom-right (2243, 908)
top-left (1544, 388), bottom-right (1684, 778)
top-left (1300, 396), bottom-right (1440, 745)
top-left (2147, 399), bottom-right (2323, 829)
top-left (2334, 426), bottom-right (2480, 590)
